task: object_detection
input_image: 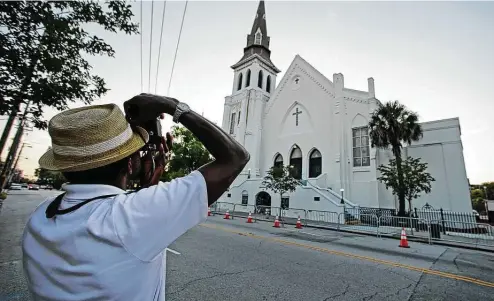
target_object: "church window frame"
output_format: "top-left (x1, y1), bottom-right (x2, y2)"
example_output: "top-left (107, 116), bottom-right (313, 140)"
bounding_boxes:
top-left (241, 190), bottom-right (248, 205)
top-left (352, 127), bottom-right (370, 167)
top-left (255, 28), bottom-right (262, 45)
top-left (230, 112), bottom-right (236, 135)
top-left (308, 148), bottom-right (322, 178)
top-left (281, 196), bottom-right (289, 210)
top-left (289, 145), bottom-right (303, 180)
top-left (258, 70), bottom-right (263, 89)
top-left (266, 75), bottom-right (271, 93)
top-left (274, 153), bottom-right (283, 168)
top-left (245, 69), bottom-right (251, 87)
top-left (237, 73), bottom-right (243, 91)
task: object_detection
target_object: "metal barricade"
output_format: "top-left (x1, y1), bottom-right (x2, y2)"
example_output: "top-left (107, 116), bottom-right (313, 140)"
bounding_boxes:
top-left (305, 210), bottom-right (340, 229)
top-left (282, 208), bottom-right (307, 226)
top-left (377, 216), bottom-right (429, 240)
top-left (339, 213), bottom-right (379, 236)
top-left (233, 204), bottom-right (257, 221)
top-left (254, 205), bottom-right (282, 223)
top-left (427, 219), bottom-right (494, 249)
top-left (211, 202), bottom-right (235, 217)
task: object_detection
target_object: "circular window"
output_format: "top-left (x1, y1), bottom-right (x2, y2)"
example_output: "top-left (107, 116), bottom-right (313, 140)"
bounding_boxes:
top-left (291, 75), bottom-right (302, 90)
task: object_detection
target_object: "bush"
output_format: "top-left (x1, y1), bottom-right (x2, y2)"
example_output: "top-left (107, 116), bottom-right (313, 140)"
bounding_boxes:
top-left (0, 192), bottom-right (7, 200)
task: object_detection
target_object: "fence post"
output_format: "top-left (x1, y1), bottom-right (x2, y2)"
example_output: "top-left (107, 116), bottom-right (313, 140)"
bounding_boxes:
top-left (440, 208), bottom-right (446, 234)
top-left (414, 207), bottom-right (418, 218)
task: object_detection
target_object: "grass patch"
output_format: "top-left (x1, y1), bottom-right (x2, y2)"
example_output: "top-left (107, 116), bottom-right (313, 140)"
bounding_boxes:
top-left (0, 192), bottom-right (7, 200)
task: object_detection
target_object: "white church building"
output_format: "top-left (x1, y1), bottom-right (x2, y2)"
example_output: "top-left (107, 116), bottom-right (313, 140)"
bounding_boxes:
top-left (218, 1), bottom-right (472, 215)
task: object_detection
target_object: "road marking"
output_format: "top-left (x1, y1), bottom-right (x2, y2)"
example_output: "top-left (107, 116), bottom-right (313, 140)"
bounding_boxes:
top-left (165, 248), bottom-right (181, 255)
top-left (200, 223), bottom-right (494, 288)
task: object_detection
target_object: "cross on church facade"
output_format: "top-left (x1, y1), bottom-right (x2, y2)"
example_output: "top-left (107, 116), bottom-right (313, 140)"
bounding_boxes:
top-left (292, 107), bottom-right (302, 126)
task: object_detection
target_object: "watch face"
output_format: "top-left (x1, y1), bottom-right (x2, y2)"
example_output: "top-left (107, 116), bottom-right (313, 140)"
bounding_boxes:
top-left (177, 103), bottom-right (189, 111)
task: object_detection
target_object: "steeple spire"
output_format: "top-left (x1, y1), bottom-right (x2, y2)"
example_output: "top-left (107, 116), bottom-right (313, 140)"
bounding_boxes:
top-left (231, 0), bottom-right (279, 73)
top-left (248, 0), bottom-right (268, 49)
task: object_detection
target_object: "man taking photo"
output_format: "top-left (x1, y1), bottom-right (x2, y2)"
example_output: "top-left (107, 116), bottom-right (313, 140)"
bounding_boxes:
top-left (22, 94), bottom-right (250, 300)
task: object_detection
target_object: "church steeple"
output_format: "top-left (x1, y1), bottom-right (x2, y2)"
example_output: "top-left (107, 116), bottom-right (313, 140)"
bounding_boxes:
top-left (231, 0), bottom-right (280, 73)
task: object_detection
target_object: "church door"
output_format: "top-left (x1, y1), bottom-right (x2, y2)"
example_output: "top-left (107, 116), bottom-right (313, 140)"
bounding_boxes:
top-left (255, 191), bottom-right (271, 215)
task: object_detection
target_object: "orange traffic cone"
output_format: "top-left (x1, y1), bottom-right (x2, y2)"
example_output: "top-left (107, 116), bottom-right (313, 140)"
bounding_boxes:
top-left (295, 216), bottom-right (303, 229)
top-left (224, 210), bottom-right (230, 220)
top-left (399, 227), bottom-right (410, 248)
top-left (273, 216), bottom-right (280, 228)
top-left (247, 212), bottom-right (253, 223)
top-left (208, 207), bottom-right (211, 216)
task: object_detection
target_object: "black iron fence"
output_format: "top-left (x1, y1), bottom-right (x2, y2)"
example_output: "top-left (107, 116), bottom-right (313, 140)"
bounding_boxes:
top-left (343, 206), bottom-right (484, 235)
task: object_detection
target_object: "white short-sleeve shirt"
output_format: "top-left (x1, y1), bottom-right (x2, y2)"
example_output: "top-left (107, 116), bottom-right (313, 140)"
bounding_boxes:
top-left (22, 171), bottom-right (208, 301)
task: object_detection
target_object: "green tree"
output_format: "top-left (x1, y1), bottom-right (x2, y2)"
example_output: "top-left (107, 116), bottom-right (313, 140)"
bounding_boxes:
top-left (0, 0), bottom-right (138, 149)
top-left (161, 126), bottom-right (212, 182)
top-left (35, 167), bottom-right (66, 189)
top-left (480, 182), bottom-right (494, 200)
top-left (377, 156), bottom-right (435, 214)
top-left (369, 101), bottom-right (423, 216)
top-left (262, 165), bottom-right (299, 208)
top-left (470, 188), bottom-right (484, 200)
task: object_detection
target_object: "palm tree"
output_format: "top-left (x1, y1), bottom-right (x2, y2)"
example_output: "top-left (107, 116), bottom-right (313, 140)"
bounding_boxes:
top-left (369, 101), bottom-right (422, 216)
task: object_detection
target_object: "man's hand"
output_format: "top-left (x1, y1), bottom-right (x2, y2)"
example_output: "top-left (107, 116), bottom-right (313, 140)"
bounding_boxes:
top-left (124, 94), bottom-right (178, 125)
top-left (140, 134), bottom-right (173, 188)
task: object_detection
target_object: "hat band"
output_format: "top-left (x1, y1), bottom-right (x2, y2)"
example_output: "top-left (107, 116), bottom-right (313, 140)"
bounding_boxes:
top-left (52, 125), bottom-right (134, 157)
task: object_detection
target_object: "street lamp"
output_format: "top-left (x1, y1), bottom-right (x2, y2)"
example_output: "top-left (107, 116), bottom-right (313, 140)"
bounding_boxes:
top-left (340, 188), bottom-right (345, 204)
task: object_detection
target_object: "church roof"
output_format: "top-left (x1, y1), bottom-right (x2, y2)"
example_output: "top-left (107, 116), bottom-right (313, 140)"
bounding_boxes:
top-left (231, 1), bottom-right (280, 73)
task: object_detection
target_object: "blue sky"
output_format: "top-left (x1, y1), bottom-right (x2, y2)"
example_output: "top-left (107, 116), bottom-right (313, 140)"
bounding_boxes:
top-left (2, 1), bottom-right (493, 183)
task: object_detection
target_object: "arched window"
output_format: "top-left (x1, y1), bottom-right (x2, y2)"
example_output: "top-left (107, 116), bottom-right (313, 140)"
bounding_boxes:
top-left (237, 73), bottom-right (243, 91)
top-left (255, 31), bottom-right (262, 45)
top-left (245, 69), bottom-right (251, 87)
top-left (289, 146), bottom-right (302, 180)
top-left (258, 70), bottom-right (263, 89)
top-left (242, 190), bottom-right (248, 205)
top-left (274, 153), bottom-right (283, 168)
top-left (266, 75), bottom-right (271, 93)
top-left (308, 149), bottom-right (322, 178)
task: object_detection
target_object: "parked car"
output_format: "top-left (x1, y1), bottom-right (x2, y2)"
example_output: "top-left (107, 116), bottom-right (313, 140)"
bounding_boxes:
top-left (45, 185), bottom-right (53, 190)
top-left (21, 183), bottom-right (28, 189)
top-left (9, 183), bottom-right (22, 190)
top-left (28, 184), bottom-right (40, 190)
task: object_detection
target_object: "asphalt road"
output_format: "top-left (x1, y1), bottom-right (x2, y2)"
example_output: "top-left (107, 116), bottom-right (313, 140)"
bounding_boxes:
top-left (1, 191), bottom-right (494, 301)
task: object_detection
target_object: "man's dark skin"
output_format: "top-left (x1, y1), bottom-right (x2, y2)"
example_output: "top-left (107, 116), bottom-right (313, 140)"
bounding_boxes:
top-left (122, 93), bottom-right (250, 205)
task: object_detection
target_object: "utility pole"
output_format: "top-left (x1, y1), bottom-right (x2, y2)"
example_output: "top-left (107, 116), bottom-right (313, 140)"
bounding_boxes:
top-left (0, 106), bottom-right (19, 159)
top-left (0, 27), bottom-right (45, 160)
top-left (0, 102), bottom-right (30, 190)
top-left (6, 142), bottom-right (31, 186)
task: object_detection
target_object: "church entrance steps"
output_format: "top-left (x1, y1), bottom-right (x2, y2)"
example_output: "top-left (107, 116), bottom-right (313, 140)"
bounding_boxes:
top-left (303, 180), bottom-right (357, 208)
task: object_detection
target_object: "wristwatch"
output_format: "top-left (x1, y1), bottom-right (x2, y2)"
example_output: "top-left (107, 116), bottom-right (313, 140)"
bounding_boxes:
top-left (172, 102), bottom-right (191, 123)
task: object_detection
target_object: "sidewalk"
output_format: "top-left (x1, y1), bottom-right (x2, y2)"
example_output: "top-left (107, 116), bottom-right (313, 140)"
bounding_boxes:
top-left (213, 210), bottom-right (494, 253)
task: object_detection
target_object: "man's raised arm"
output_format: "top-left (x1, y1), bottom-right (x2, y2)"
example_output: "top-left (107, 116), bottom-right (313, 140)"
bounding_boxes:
top-left (124, 94), bottom-right (250, 205)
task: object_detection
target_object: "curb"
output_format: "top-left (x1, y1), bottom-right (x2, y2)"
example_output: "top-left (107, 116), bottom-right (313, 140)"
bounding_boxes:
top-left (215, 212), bottom-right (494, 254)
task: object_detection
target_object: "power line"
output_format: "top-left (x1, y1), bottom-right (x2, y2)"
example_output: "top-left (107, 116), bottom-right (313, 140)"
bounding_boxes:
top-left (167, 0), bottom-right (188, 96)
top-left (140, 0), bottom-right (143, 92)
top-left (154, 0), bottom-right (168, 94)
top-left (147, 0), bottom-right (155, 93)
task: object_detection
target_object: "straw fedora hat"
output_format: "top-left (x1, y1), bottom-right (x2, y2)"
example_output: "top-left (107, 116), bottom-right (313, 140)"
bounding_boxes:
top-left (39, 104), bottom-right (149, 172)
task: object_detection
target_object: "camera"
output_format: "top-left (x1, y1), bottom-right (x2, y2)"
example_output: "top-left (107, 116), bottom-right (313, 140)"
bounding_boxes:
top-left (123, 102), bottom-right (162, 151)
